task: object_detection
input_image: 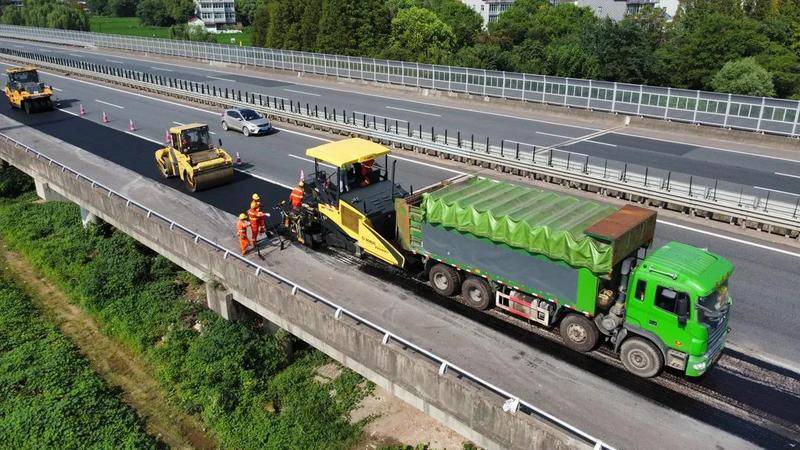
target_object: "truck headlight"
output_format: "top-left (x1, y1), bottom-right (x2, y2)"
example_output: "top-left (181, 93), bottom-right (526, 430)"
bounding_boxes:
top-left (692, 362), bottom-right (707, 372)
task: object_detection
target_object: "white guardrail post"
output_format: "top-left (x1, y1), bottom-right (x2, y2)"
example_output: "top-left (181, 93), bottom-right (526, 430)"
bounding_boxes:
top-left (0, 130), bottom-right (614, 450)
top-left (1, 46), bottom-right (798, 235)
top-left (3, 24), bottom-right (800, 138)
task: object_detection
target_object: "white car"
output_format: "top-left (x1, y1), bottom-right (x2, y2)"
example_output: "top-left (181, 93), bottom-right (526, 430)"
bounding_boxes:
top-left (221, 108), bottom-right (271, 136)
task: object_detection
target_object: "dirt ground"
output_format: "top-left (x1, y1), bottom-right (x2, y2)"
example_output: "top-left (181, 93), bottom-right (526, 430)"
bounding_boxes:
top-left (316, 363), bottom-right (472, 450)
top-left (0, 243), bottom-right (216, 450)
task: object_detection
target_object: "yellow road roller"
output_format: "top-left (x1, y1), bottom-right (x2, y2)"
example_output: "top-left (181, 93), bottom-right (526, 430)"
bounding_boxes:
top-left (5, 67), bottom-right (54, 113)
top-left (155, 123), bottom-right (234, 192)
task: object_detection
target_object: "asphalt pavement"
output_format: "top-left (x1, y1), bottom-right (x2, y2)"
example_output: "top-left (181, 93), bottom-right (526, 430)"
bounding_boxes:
top-left (4, 37), bottom-right (800, 194)
top-left (2, 59), bottom-right (799, 449)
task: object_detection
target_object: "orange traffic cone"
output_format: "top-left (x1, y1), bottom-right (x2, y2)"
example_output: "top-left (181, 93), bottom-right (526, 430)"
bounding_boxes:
top-left (102, 111), bottom-right (109, 123)
top-left (128, 119), bottom-right (136, 131)
top-left (235, 152), bottom-right (242, 165)
top-left (79, 104), bottom-right (86, 115)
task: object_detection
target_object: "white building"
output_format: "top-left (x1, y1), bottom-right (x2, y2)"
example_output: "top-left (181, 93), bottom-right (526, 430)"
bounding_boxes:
top-left (558, 0), bottom-right (677, 20)
top-left (194, 0), bottom-right (236, 32)
top-left (461, 0), bottom-right (517, 26)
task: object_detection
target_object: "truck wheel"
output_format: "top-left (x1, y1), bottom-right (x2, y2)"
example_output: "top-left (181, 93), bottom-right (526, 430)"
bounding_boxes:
top-left (185, 173), bottom-right (198, 192)
top-left (428, 263), bottom-right (460, 297)
top-left (620, 337), bottom-right (663, 378)
top-left (23, 101), bottom-right (31, 114)
top-left (157, 157), bottom-right (171, 178)
top-left (559, 314), bottom-right (599, 353)
top-left (461, 276), bottom-right (492, 310)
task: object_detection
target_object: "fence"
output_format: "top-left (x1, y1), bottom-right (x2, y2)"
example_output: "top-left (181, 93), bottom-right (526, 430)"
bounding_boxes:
top-left (2, 24), bottom-right (800, 138)
top-left (2, 46), bottom-right (798, 235)
top-left (0, 129), bottom-right (612, 450)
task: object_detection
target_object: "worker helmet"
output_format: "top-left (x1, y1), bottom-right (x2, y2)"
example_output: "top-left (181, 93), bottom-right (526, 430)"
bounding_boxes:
top-left (298, 180), bottom-right (304, 187)
top-left (252, 193), bottom-right (260, 200)
top-left (239, 213), bottom-right (247, 220)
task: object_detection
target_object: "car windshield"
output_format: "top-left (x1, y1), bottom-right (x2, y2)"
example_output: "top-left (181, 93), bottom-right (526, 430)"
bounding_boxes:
top-left (240, 109), bottom-right (261, 121)
top-left (180, 128), bottom-right (211, 153)
top-left (10, 71), bottom-right (38, 84)
top-left (696, 279), bottom-right (730, 326)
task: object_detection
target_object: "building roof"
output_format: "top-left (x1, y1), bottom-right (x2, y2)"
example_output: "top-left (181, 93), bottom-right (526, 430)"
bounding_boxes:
top-left (306, 138), bottom-right (390, 168)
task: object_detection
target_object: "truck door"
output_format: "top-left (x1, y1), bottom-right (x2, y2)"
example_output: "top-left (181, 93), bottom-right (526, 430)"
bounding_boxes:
top-left (643, 284), bottom-right (691, 351)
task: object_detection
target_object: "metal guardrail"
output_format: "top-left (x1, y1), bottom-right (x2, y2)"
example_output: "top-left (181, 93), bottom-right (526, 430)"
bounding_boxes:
top-left (2, 24), bottom-right (800, 138)
top-left (0, 131), bottom-right (613, 450)
top-left (3, 47), bottom-right (798, 235)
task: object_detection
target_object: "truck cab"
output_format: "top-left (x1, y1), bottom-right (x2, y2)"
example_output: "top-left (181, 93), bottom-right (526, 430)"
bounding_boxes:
top-left (624, 241), bottom-right (733, 377)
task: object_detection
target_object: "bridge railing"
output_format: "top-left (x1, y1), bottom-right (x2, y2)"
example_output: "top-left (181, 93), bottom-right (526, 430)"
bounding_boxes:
top-left (0, 130), bottom-right (613, 450)
top-left (2, 24), bottom-right (799, 138)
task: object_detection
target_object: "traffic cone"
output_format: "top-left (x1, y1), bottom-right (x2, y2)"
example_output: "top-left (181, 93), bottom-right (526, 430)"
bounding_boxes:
top-left (128, 118), bottom-right (136, 131)
top-left (235, 152), bottom-right (242, 165)
top-left (102, 111), bottom-right (109, 123)
top-left (79, 104), bottom-right (85, 115)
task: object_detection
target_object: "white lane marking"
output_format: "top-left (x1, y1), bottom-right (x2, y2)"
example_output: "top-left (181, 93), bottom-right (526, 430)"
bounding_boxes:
top-left (389, 154), bottom-right (465, 175)
top-left (503, 139), bottom-right (538, 148)
top-left (209, 131), bottom-right (216, 135)
top-left (386, 105), bottom-right (441, 117)
top-left (150, 66), bottom-right (173, 72)
top-left (753, 186), bottom-right (800, 197)
top-left (40, 49), bottom-right (51, 53)
top-left (52, 87), bottom-right (63, 92)
top-left (68, 53), bottom-right (84, 58)
top-left (775, 172), bottom-right (800, 179)
top-left (207, 75), bottom-right (235, 82)
top-left (537, 131), bottom-right (572, 139)
top-left (353, 111), bottom-right (408, 123)
top-left (95, 99), bottom-right (124, 109)
top-left (658, 220), bottom-right (800, 259)
top-left (172, 121), bottom-right (185, 126)
top-left (588, 140), bottom-right (617, 147)
top-left (106, 59), bottom-right (123, 64)
top-left (283, 88), bottom-right (320, 97)
top-left (288, 153), bottom-right (335, 169)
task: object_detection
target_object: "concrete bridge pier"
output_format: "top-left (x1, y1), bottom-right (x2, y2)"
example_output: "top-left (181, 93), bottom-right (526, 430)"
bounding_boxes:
top-left (34, 178), bottom-right (67, 202)
top-left (80, 207), bottom-right (99, 228)
top-left (205, 282), bottom-right (241, 321)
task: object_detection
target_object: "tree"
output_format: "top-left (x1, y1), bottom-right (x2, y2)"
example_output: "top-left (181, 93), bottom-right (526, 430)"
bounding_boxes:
top-left (136, 0), bottom-right (172, 26)
top-left (592, 8), bottom-right (667, 85)
top-left (298, 0), bottom-right (322, 51)
top-left (0, 5), bottom-right (24, 25)
top-left (420, 0), bottom-right (483, 49)
top-left (105, 0), bottom-right (137, 16)
top-left (386, 6), bottom-right (455, 63)
top-left (167, 0), bottom-right (196, 24)
top-left (235, 0), bottom-right (259, 26)
top-left (710, 57), bottom-right (776, 96)
top-left (2, 0), bottom-right (88, 30)
top-left (315, 0), bottom-right (389, 56)
top-left (86, 0), bottom-right (108, 15)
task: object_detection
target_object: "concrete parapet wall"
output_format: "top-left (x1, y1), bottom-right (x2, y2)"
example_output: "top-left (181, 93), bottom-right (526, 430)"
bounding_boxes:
top-left (0, 134), bottom-right (589, 450)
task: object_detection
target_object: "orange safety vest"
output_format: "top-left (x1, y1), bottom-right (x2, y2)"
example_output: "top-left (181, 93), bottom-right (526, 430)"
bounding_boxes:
top-left (250, 199), bottom-right (261, 211)
top-left (236, 219), bottom-right (249, 238)
top-left (289, 186), bottom-right (304, 208)
top-left (248, 207), bottom-right (264, 222)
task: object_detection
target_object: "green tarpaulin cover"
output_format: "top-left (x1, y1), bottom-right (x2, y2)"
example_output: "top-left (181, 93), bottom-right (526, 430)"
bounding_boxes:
top-left (420, 177), bottom-right (619, 273)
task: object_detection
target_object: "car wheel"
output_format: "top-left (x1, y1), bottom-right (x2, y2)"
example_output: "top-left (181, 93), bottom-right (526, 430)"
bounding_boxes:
top-left (242, 127), bottom-right (250, 137)
top-left (620, 337), bottom-right (664, 378)
top-left (559, 314), bottom-right (600, 353)
top-left (428, 263), bottom-right (460, 297)
top-left (461, 276), bottom-right (492, 310)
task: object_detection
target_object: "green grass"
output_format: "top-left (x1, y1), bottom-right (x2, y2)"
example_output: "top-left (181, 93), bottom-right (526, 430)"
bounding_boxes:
top-left (0, 165), bottom-right (373, 449)
top-left (90, 16), bottom-right (171, 39)
top-left (0, 262), bottom-right (159, 449)
top-left (89, 16), bottom-right (253, 46)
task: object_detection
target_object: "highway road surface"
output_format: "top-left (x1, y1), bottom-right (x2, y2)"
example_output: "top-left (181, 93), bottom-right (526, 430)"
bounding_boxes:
top-left (1, 60), bottom-right (799, 449)
top-left (3, 37), bottom-right (800, 196)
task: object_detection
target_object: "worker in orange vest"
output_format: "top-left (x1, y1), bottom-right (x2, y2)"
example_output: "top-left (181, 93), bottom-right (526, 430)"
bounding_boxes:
top-left (289, 180), bottom-right (304, 209)
top-left (248, 196), bottom-right (268, 241)
top-left (360, 159), bottom-right (374, 187)
top-left (236, 213), bottom-right (250, 255)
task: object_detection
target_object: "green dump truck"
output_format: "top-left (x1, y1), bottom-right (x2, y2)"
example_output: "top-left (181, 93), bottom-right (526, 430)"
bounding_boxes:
top-left (395, 177), bottom-right (733, 378)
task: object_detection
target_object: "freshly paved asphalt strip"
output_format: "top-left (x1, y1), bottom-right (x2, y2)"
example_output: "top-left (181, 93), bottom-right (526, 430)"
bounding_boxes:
top-left (6, 38), bottom-right (800, 194)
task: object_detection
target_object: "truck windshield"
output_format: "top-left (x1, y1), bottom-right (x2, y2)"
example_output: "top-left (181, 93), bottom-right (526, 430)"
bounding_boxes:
top-left (180, 128), bottom-right (211, 153)
top-left (696, 279), bottom-right (730, 327)
top-left (10, 71), bottom-right (39, 84)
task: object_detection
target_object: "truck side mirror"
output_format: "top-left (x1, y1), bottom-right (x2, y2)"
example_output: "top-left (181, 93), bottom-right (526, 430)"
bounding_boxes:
top-left (676, 295), bottom-right (689, 327)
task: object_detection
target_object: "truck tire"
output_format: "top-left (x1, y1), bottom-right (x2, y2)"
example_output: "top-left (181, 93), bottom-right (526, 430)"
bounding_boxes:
top-left (461, 276), bottom-right (492, 310)
top-left (23, 101), bottom-right (31, 114)
top-left (559, 314), bottom-right (599, 353)
top-left (185, 173), bottom-right (198, 192)
top-left (428, 263), bottom-right (460, 297)
top-left (157, 157), bottom-right (172, 178)
top-left (620, 337), bottom-right (663, 378)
